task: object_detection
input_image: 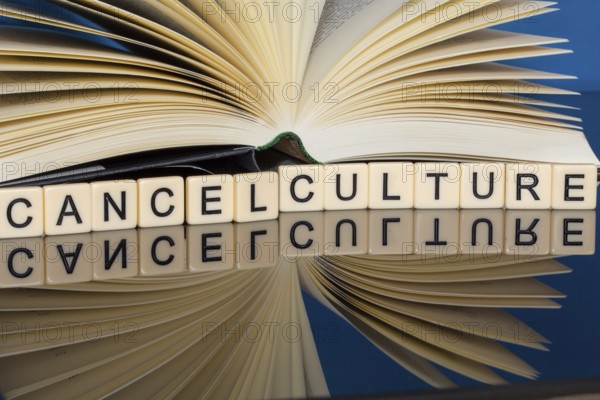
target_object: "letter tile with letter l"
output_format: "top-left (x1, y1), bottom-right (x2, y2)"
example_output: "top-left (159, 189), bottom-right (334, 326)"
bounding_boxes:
top-left (414, 163), bottom-right (460, 209)
top-left (187, 224), bottom-right (235, 272)
top-left (44, 183), bottom-right (92, 235)
top-left (0, 186), bottom-right (44, 238)
top-left (138, 176), bottom-right (185, 228)
top-left (505, 164), bottom-right (552, 209)
top-left (368, 162), bottom-right (415, 209)
top-left (279, 165), bottom-right (325, 212)
top-left (324, 164), bottom-right (369, 210)
top-left (0, 238), bottom-right (45, 288)
top-left (551, 165), bottom-right (598, 210)
top-left (187, 175), bottom-right (234, 225)
top-left (234, 172), bottom-right (279, 223)
top-left (91, 180), bottom-right (138, 231)
top-left (460, 163), bottom-right (505, 209)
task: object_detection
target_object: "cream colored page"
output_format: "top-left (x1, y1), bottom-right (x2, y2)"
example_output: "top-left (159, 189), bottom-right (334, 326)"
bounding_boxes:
top-left (303, 0), bottom-right (408, 91)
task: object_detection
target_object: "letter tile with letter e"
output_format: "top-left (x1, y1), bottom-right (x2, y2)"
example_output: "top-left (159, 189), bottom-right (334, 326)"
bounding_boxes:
top-left (279, 165), bottom-right (325, 212)
top-left (138, 177), bottom-right (185, 228)
top-left (138, 226), bottom-right (186, 276)
top-left (414, 163), bottom-right (460, 209)
top-left (505, 164), bottom-right (552, 209)
top-left (460, 163), bottom-right (505, 209)
top-left (551, 211), bottom-right (596, 255)
top-left (324, 164), bottom-right (369, 210)
top-left (0, 238), bottom-right (45, 288)
top-left (0, 186), bottom-right (44, 238)
top-left (187, 175), bottom-right (234, 225)
top-left (187, 224), bottom-right (236, 272)
top-left (92, 229), bottom-right (139, 281)
top-left (234, 172), bottom-right (279, 223)
top-left (91, 180), bottom-right (138, 231)
top-left (551, 165), bottom-right (597, 210)
top-left (44, 183), bottom-right (92, 235)
top-left (368, 163), bottom-right (415, 209)
top-left (45, 234), bottom-right (94, 285)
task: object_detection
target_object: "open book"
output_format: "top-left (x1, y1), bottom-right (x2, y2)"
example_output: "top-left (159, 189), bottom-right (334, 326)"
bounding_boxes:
top-left (0, 0), bottom-right (598, 184)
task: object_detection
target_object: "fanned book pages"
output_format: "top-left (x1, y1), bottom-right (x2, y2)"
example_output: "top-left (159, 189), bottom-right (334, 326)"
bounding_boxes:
top-left (0, 0), bottom-right (598, 182)
top-left (0, 215), bottom-right (587, 398)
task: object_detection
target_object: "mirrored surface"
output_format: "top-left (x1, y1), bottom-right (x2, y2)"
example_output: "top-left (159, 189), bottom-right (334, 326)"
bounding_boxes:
top-left (0, 207), bottom-right (598, 399)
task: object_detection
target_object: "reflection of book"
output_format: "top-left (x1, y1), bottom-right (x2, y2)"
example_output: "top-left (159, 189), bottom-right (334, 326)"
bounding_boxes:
top-left (0, 0), bottom-right (598, 182)
top-left (0, 221), bottom-right (575, 397)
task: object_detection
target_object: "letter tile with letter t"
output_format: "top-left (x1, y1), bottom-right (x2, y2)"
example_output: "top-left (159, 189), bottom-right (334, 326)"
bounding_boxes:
top-left (91, 180), bottom-right (138, 231)
top-left (234, 171), bottom-right (279, 223)
top-left (138, 176), bottom-right (185, 228)
top-left (551, 165), bottom-right (598, 210)
top-left (279, 165), bottom-right (325, 212)
top-left (186, 175), bottom-right (234, 225)
top-left (505, 164), bottom-right (552, 209)
top-left (414, 163), bottom-right (460, 209)
top-left (0, 186), bottom-right (44, 238)
top-left (44, 183), bottom-right (92, 235)
top-left (324, 164), bottom-right (369, 210)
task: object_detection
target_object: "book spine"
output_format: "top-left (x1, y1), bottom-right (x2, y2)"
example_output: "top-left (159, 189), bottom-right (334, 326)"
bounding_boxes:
top-left (0, 162), bottom-right (596, 238)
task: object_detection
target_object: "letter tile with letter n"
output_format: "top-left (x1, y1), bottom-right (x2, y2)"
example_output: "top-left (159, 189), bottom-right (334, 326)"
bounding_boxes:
top-left (0, 186), bottom-right (44, 238)
top-left (551, 165), bottom-right (598, 210)
top-left (460, 163), bottom-right (505, 209)
top-left (324, 164), bottom-right (369, 210)
top-left (414, 163), bottom-right (460, 209)
top-left (234, 172), bottom-right (279, 223)
top-left (187, 175), bottom-right (234, 225)
top-left (138, 176), bottom-right (185, 228)
top-left (369, 163), bottom-right (415, 209)
top-left (279, 165), bottom-right (325, 212)
top-left (91, 180), bottom-right (138, 231)
top-left (44, 183), bottom-right (92, 235)
top-left (505, 164), bottom-right (552, 209)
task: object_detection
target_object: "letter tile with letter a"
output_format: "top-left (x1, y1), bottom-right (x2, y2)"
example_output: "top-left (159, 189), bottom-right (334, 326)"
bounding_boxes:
top-left (0, 186), bottom-right (44, 238)
top-left (460, 163), bottom-right (505, 209)
top-left (505, 164), bottom-right (552, 209)
top-left (91, 180), bottom-right (138, 231)
top-left (551, 165), bottom-right (597, 210)
top-left (324, 164), bottom-right (369, 210)
top-left (279, 165), bottom-right (324, 212)
top-left (138, 177), bottom-right (185, 228)
top-left (187, 175), bottom-right (234, 225)
top-left (414, 163), bottom-right (460, 209)
top-left (44, 183), bottom-right (92, 235)
top-left (0, 238), bottom-right (45, 288)
top-left (45, 234), bottom-right (93, 285)
top-left (234, 172), bottom-right (279, 223)
top-left (368, 163), bottom-right (415, 209)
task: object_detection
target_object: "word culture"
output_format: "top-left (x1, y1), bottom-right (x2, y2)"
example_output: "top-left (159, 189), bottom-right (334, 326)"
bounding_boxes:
top-left (0, 162), bottom-right (597, 238)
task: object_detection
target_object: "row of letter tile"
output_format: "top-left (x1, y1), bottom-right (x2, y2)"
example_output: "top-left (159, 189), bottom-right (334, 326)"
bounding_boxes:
top-left (0, 210), bottom-right (594, 288)
top-left (0, 163), bottom-right (596, 238)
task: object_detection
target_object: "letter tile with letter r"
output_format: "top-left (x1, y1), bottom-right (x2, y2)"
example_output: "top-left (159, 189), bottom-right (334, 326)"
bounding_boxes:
top-left (505, 164), bottom-right (552, 209)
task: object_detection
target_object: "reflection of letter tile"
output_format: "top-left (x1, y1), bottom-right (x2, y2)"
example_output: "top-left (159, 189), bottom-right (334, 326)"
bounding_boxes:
top-left (279, 212), bottom-right (324, 259)
top-left (324, 211), bottom-right (368, 256)
top-left (551, 211), bottom-right (596, 255)
top-left (92, 229), bottom-right (139, 281)
top-left (460, 209), bottom-right (504, 256)
top-left (187, 224), bottom-right (235, 272)
top-left (505, 210), bottom-right (550, 256)
top-left (45, 234), bottom-right (93, 285)
top-left (369, 210), bottom-right (415, 255)
top-left (236, 220), bottom-right (279, 269)
top-left (138, 226), bottom-right (186, 276)
top-left (414, 210), bottom-right (460, 255)
top-left (0, 237), bottom-right (45, 288)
